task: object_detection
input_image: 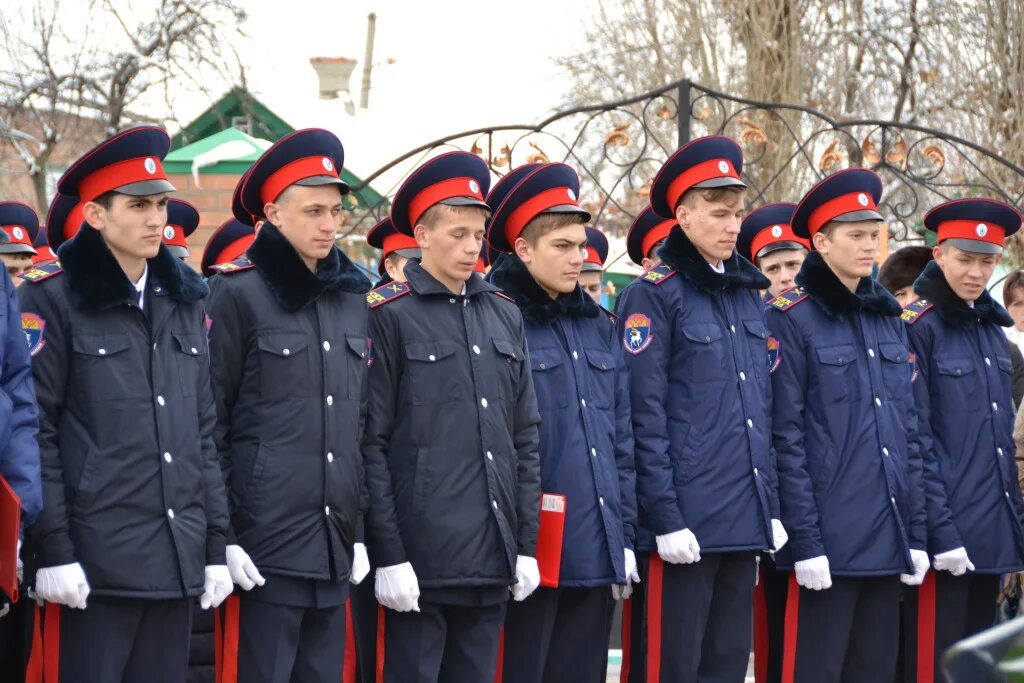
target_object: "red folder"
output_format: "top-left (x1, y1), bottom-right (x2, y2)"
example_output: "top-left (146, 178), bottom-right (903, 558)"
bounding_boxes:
top-left (536, 493), bottom-right (566, 588)
top-left (0, 475), bottom-right (21, 602)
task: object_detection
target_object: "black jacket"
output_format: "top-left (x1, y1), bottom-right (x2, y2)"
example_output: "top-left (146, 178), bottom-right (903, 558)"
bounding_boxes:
top-left (19, 226), bottom-right (227, 599)
top-left (207, 222), bottom-right (371, 582)
top-left (362, 261), bottom-right (541, 589)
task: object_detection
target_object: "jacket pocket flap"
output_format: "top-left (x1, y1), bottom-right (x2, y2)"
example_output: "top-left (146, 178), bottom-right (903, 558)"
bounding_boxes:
top-left (584, 348), bottom-right (614, 371)
top-left (682, 323), bottom-right (723, 344)
top-left (172, 332), bottom-right (207, 356)
top-left (256, 333), bottom-right (309, 357)
top-left (492, 338), bottom-right (522, 361)
top-left (72, 333), bottom-right (130, 357)
top-left (345, 335), bottom-right (367, 359)
top-left (743, 319), bottom-right (769, 339)
top-left (935, 357), bottom-right (975, 376)
top-left (878, 342), bottom-right (908, 364)
top-left (815, 344), bottom-right (856, 366)
top-left (404, 340), bottom-right (456, 362)
top-left (530, 348), bottom-right (564, 371)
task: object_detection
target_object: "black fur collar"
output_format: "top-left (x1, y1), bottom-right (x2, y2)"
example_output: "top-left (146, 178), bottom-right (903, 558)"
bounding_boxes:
top-left (248, 222), bottom-right (370, 313)
top-left (796, 250), bottom-right (902, 319)
top-left (658, 226), bottom-right (769, 294)
top-left (913, 260), bottom-right (1012, 328)
top-left (488, 255), bottom-right (599, 324)
top-left (57, 225), bottom-right (207, 311)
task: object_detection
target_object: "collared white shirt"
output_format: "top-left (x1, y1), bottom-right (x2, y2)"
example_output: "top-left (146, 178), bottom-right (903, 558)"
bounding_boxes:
top-left (133, 263), bottom-right (149, 309)
top-left (709, 260), bottom-right (726, 274)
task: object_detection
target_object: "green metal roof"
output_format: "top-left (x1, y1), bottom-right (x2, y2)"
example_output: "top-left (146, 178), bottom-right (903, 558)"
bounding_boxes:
top-left (171, 88), bottom-right (293, 149)
top-left (164, 128), bottom-right (269, 174)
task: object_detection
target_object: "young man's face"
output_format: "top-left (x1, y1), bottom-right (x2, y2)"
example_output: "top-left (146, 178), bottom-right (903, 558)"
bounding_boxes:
top-left (384, 254), bottom-right (411, 283)
top-left (758, 248), bottom-right (806, 297)
top-left (1006, 288), bottom-right (1024, 330)
top-left (579, 270), bottom-right (603, 303)
top-left (934, 243), bottom-right (999, 303)
top-left (415, 207), bottom-right (486, 287)
top-left (265, 184), bottom-right (342, 267)
top-left (0, 254), bottom-right (33, 283)
top-left (813, 220), bottom-right (880, 283)
top-left (515, 222), bottom-right (586, 297)
top-left (85, 193), bottom-right (169, 262)
top-left (675, 191), bottom-right (745, 264)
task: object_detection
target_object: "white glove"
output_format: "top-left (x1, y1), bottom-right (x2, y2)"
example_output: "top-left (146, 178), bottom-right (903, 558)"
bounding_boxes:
top-left (613, 548), bottom-right (642, 600)
top-left (793, 555), bottom-right (832, 591)
top-left (16, 539), bottom-right (22, 584)
top-left (225, 545), bottom-right (266, 591)
top-left (771, 519), bottom-right (788, 553)
top-left (200, 565), bottom-right (233, 609)
top-left (656, 528), bottom-right (701, 564)
top-left (375, 562), bottom-right (420, 612)
top-left (901, 549), bottom-right (930, 586)
top-left (932, 547), bottom-right (974, 577)
top-left (511, 555), bottom-right (540, 602)
top-left (351, 543), bottom-right (370, 585)
top-left (35, 563), bottom-right (90, 609)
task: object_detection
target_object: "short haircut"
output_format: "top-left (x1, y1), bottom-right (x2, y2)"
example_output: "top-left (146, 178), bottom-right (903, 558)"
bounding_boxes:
top-left (877, 246), bottom-right (932, 295)
top-left (678, 186), bottom-right (745, 210)
top-left (91, 191), bottom-right (121, 209)
top-left (1005, 270), bottom-right (1024, 307)
top-left (519, 212), bottom-right (585, 245)
top-left (384, 251), bottom-right (408, 269)
top-left (418, 203), bottom-right (489, 228)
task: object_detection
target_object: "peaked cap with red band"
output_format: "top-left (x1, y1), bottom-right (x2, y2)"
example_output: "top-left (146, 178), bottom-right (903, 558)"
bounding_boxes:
top-left (45, 193), bottom-right (85, 251)
top-left (367, 216), bottom-right (421, 276)
top-left (390, 151), bottom-right (491, 236)
top-left (201, 219), bottom-right (255, 277)
top-left (650, 135), bottom-right (747, 219)
top-left (582, 226), bottom-right (609, 272)
top-left (485, 162), bottom-right (590, 253)
top-left (235, 128), bottom-right (348, 226)
top-left (32, 230), bottom-right (56, 265)
top-left (737, 203), bottom-right (807, 263)
top-left (792, 168), bottom-right (884, 244)
top-left (626, 207), bottom-right (677, 265)
top-left (161, 199), bottom-right (200, 259)
top-left (0, 202), bottom-right (38, 256)
top-left (924, 198), bottom-right (1021, 255)
top-left (57, 126), bottom-right (175, 204)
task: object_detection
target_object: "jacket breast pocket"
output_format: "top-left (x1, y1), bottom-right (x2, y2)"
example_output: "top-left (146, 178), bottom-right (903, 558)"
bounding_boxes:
top-left (71, 333), bottom-right (143, 401)
top-left (491, 337), bottom-right (524, 403)
top-left (172, 332), bottom-right (207, 397)
top-left (742, 319), bottom-right (770, 381)
top-left (813, 344), bottom-right (858, 404)
top-left (344, 335), bottom-right (368, 400)
top-left (879, 342), bottom-right (910, 400)
top-left (935, 357), bottom-right (979, 407)
top-left (256, 332), bottom-right (311, 400)
top-left (403, 340), bottom-right (460, 405)
top-left (584, 348), bottom-right (615, 409)
top-left (530, 347), bottom-right (569, 411)
top-left (681, 323), bottom-right (726, 384)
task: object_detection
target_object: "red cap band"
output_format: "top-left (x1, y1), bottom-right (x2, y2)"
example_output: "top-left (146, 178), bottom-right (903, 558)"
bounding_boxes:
top-left (162, 224), bottom-right (188, 248)
top-left (217, 235), bottom-right (255, 266)
top-left (665, 158), bottom-right (740, 214)
top-left (504, 186), bottom-right (580, 246)
top-left (750, 224), bottom-right (809, 262)
top-left (407, 177), bottom-right (485, 230)
top-left (79, 156), bottom-right (168, 203)
top-left (32, 246), bottom-right (56, 264)
top-left (807, 191), bottom-right (879, 236)
top-left (641, 219), bottom-right (677, 261)
top-left (583, 246), bottom-right (604, 266)
top-left (63, 203), bottom-right (85, 241)
top-left (381, 232), bottom-right (420, 256)
top-left (936, 219), bottom-right (1006, 247)
top-left (474, 256), bottom-right (486, 273)
top-left (1, 225), bottom-right (33, 247)
top-left (260, 155), bottom-right (341, 206)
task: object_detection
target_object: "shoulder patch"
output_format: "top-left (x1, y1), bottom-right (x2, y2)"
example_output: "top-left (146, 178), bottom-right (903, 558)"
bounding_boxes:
top-left (366, 281), bottom-right (411, 308)
top-left (21, 313), bottom-right (45, 356)
top-left (20, 262), bottom-right (63, 283)
top-left (768, 336), bottom-right (781, 373)
top-left (901, 298), bottom-right (934, 325)
top-left (770, 286), bottom-right (808, 312)
top-left (210, 258), bottom-right (254, 275)
top-left (640, 263), bottom-right (677, 286)
top-left (623, 312), bottom-right (653, 354)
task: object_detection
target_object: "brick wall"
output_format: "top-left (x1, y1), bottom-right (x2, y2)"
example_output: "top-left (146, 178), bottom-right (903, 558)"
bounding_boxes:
top-left (166, 172), bottom-right (241, 270)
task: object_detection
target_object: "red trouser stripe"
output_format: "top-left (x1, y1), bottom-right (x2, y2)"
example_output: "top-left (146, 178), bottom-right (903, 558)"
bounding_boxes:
top-left (43, 602), bottom-right (60, 683)
top-left (753, 567), bottom-right (769, 683)
top-left (343, 600), bottom-right (357, 683)
top-left (917, 571), bottom-right (937, 683)
top-left (645, 553), bottom-right (664, 683)
top-left (620, 596), bottom-right (632, 683)
top-left (375, 605), bottom-right (386, 683)
top-left (24, 603), bottom-right (43, 683)
top-left (494, 626), bottom-right (505, 683)
top-left (221, 595), bottom-right (241, 683)
top-left (781, 574), bottom-right (800, 683)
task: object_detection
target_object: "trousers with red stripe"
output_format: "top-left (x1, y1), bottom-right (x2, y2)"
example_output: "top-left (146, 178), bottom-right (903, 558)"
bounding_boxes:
top-left (643, 552), bottom-right (756, 683)
top-left (899, 571), bottom-right (1000, 683)
top-left (781, 575), bottom-right (901, 683)
top-left (753, 556), bottom-right (789, 683)
top-left (346, 575), bottom-right (382, 683)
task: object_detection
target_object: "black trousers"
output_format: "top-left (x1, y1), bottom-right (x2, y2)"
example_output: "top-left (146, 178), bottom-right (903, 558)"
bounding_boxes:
top-left (42, 596), bottom-right (192, 683)
top-left (783, 574), bottom-right (901, 683)
top-left (349, 575), bottom-right (381, 683)
top-left (899, 571), bottom-right (1000, 683)
top-left (620, 552), bottom-right (648, 683)
top-left (0, 595), bottom-right (29, 683)
top-left (644, 551), bottom-right (757, 683)
top-left (500, 586), bottom-right (614, 683)
top-left (753, 556), bottom-right (789, 683)
top-left (381, 598), bottom-right (507, 683)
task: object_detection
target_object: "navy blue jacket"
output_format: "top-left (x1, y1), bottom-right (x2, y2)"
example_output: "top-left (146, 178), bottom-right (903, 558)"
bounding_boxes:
top-left (616, 227), bottom-right (777, 554)
top-left (904, 262), bottom-right (1024, 573)
top-left (489, 257), bottom-right (636, 587)
top-left (767, 251), bottom-right (922, 576)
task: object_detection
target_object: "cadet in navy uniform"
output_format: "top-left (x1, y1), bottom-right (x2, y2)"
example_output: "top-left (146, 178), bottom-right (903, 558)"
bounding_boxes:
top-left (368, 216), bottom-right (421, 287)
top-left (616, 136), bottom-right (785, 682)
top-left (579, 225), bottom-right (609, 304)
top-left (767, 168), bottom-right (928, 683)
top-left (0, 202), bottom-right (40, 281)
top-left (737, 203), bottom-right (808, 303)
top-left (206, 128), bottom-right (372, 683)
top-left (485, 163), bottom-right (637, 682)
top-left (200, 218), bottom-right (256, 278)
top-left (162, 199), bottom-right (199, 261)
top-left (19, 126), bottom-right (232, 683)
top-left (362, 152), bottom-right (541, 682)
top-left (900, 199), bottom-right (1024, 683)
